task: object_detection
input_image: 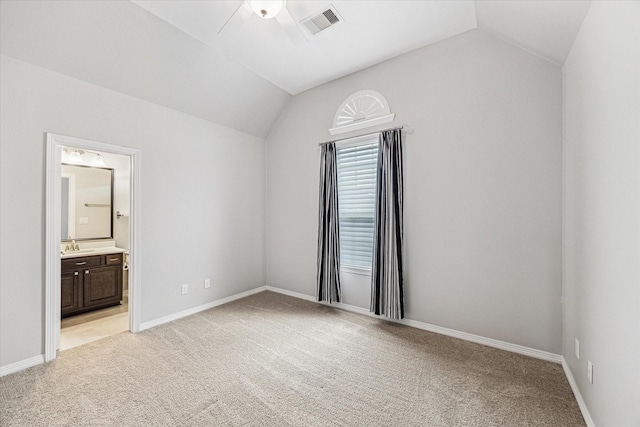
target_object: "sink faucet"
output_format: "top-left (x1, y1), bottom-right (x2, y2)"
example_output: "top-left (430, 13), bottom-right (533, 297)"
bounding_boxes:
top-left (64, 240), bottom-right (79, 252)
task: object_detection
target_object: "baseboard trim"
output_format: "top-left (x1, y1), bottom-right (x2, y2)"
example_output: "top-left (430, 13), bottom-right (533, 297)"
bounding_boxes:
top-left (267, 286), bottom-right (593, 423)
top-left (0, 285), bottom-right (565, 382)
top-left (139, 286), bottom-right (267, 331)
top-left (562, 358), bottom-right (595, 427)
top-left (1, 287), bottom-right (269, 377)
top-left (265, 285), bottom-right (562, 364)
top-left (0, 354), bottom-right (45, 377)
top-left (265, 286), bottom-right (317, 303)
top-left (2, 284), bottom-right (590, 427)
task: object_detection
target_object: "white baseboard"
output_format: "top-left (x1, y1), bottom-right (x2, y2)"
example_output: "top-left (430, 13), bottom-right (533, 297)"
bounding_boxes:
top-left (0, 285), bottom-right (591, 427)
top-left (0, 354), bottom-right (45, 377)
top-left (139, 286), bottom-right (267, 331)
top-left (562, 358), bottom-right (595, 427)
top-left (1, 287), bottom-right (269, 377)
top-left (265, 285), bottom-right (563, 364)
top-left (271, 283), bottom-right (589, 423)
top-left (0, 285), bottom-right (565, 384)
top-left (265, 285), bottom-right (317, 303)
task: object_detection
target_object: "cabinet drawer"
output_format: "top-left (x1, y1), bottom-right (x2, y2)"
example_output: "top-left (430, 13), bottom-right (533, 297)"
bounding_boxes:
top-left (61, 256), bottom-right (102, 272)
top-left (105, 253), bottom-right (123, 265)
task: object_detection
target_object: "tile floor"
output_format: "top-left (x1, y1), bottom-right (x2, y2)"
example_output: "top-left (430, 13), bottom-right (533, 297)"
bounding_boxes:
top-left (60, 297), bottom-right (129, 351)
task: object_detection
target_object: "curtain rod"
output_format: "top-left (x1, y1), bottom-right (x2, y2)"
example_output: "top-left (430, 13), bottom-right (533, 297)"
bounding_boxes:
top-left (317, 124), bottom-right (413, 146)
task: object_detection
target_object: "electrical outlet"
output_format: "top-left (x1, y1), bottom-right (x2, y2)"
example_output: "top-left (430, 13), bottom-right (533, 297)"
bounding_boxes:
top-left (181, 283), bottom-right (188, 294)
top-left (587, 360), bottom-right (593, 384)
top-left (204, 279), bottom-right (211, 289)
top-left (575, 338), bottom-right (580, 359)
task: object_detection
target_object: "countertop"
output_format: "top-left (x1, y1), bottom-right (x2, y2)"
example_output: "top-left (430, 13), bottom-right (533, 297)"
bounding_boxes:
top-left (60, 247), bottom-right (128, 259)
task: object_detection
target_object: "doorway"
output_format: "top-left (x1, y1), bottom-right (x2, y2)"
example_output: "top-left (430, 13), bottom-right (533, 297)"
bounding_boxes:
top-left (45, 133), bottom-right (141, 361)
top-left (59, 150), bottom-right (130, 350)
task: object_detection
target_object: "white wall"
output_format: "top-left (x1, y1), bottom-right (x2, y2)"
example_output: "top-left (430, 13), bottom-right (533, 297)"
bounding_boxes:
top-left (563, 2), bottom-right (640, 425)
top-left (0, 1), bottom-right (290, 139)
top-left (100, 152), bottom-right (131, 251)
top-left (0, 55), bottom-right (266, 367)
top-left (266, 29), bottom-right (563, 354)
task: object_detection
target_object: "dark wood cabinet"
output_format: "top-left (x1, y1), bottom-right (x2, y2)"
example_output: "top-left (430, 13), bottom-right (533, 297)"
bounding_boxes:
top-left (61, 253), bottom-right (123, 317)
top-left (83, 265), bottom-right (121, 308)
top-left (61, 271), bottom-right (81, 313)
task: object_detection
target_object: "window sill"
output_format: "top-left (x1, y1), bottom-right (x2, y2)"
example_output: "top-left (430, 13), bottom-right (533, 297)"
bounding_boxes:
top-left (340, 265), bottom-right (372, 276)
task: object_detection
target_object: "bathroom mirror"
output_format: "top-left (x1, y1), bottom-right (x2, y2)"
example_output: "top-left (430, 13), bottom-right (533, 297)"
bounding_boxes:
top-left (61, 164), bottom-right (113, 241)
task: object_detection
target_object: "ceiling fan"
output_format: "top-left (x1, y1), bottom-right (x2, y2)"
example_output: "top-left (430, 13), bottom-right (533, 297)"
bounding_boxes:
top-left (218, 0), bottom-right (307, 47)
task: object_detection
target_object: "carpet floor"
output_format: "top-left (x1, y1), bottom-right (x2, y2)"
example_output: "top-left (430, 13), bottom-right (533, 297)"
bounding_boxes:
top-left (0, 291), bottom-right (585, 426)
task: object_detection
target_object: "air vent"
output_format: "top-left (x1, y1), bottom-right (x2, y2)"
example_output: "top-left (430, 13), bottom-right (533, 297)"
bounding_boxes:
top-left (300, 5), bottom-right (343, 36)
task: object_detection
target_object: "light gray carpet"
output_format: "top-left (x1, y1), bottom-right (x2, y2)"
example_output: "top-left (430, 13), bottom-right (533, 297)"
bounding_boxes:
top-left (0, 291), bottom-right (585, 426)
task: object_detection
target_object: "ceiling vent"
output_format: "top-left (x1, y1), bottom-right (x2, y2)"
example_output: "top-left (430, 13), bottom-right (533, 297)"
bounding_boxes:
top-left (300, 6), bottom-right (343, 36)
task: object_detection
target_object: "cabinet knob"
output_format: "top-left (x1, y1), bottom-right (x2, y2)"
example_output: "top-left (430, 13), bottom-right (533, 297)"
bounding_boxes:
top-left (85, 270), bottom-right (89, 274)
top-left (74, 272), bottom-right (79, 276)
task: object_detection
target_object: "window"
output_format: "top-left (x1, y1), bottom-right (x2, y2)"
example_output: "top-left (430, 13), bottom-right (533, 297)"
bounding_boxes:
top-left (336, 136), bottom-right (379, 270)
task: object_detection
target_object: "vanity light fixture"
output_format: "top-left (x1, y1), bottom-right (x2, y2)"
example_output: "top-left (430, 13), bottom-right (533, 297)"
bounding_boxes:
top-left (63, 148), bottom-right (84, 164)
top-left (89, 153), bottom-right (106, 167)
top-left (62, 147), bottom-right (106, 167)
top-left (246, 0), bottom-right (285, 19)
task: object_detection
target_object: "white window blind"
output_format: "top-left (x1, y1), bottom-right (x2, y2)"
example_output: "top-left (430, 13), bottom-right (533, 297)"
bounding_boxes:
top-left (336, 137), bottom-right (379, 269)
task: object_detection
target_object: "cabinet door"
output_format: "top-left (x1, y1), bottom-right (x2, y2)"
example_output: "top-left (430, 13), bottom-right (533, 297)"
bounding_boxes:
top-left (83, 265), bottom-right (122, 308)
top-left (61, 271), bottom-right (81, 315)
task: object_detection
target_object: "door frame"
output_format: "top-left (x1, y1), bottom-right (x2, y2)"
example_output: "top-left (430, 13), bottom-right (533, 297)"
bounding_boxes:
top-left (45, 133), bottom-right (141, 362)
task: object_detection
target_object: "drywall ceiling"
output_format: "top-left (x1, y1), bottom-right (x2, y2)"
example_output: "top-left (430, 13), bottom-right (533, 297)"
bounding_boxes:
top-left (0, 1), bottom-right (592, 137)
top-left (475, 1), bottom-right (592, 65)
top-left (0, 0), bottom-right (290, 138)
top-left (133, 0), bottom-right (592, 95)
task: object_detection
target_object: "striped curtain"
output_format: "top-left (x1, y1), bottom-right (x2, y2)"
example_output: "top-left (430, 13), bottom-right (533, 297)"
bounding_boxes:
top-left (370, 129), bottom-right (404, 319)
top-left (317, 142), bottom-right (341, 303)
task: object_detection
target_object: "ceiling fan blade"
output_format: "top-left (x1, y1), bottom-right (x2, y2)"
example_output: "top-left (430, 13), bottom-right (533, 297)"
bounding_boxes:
top-left (275, 8), bottom-right (307, 48)
top-left (218, 2), bottom-right (253, 35)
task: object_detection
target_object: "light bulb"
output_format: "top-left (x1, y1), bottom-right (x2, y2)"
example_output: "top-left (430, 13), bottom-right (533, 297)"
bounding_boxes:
top-left (246, 0), bottom-right (285, 19)
top-left (66, 149), bottom-right (83, 164)
top-left (90, 153), bottom-right (106, 167)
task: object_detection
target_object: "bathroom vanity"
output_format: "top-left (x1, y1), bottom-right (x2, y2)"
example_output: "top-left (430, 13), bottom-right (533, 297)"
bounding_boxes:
top-left (61, 248), bottom-right (126, 317)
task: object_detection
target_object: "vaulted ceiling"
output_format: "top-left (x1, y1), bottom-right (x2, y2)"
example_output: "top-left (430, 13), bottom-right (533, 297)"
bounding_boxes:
top-left (0, 1), bottom-right (591, 138)
top-left (134, 1), bottom-right (591, 95)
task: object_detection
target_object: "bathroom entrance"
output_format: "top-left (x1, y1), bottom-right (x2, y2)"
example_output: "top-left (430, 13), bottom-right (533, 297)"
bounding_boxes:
top-left (45, 133), bottom-right (141, 361)
top-left (59, 149), bottom-right (131, 350)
